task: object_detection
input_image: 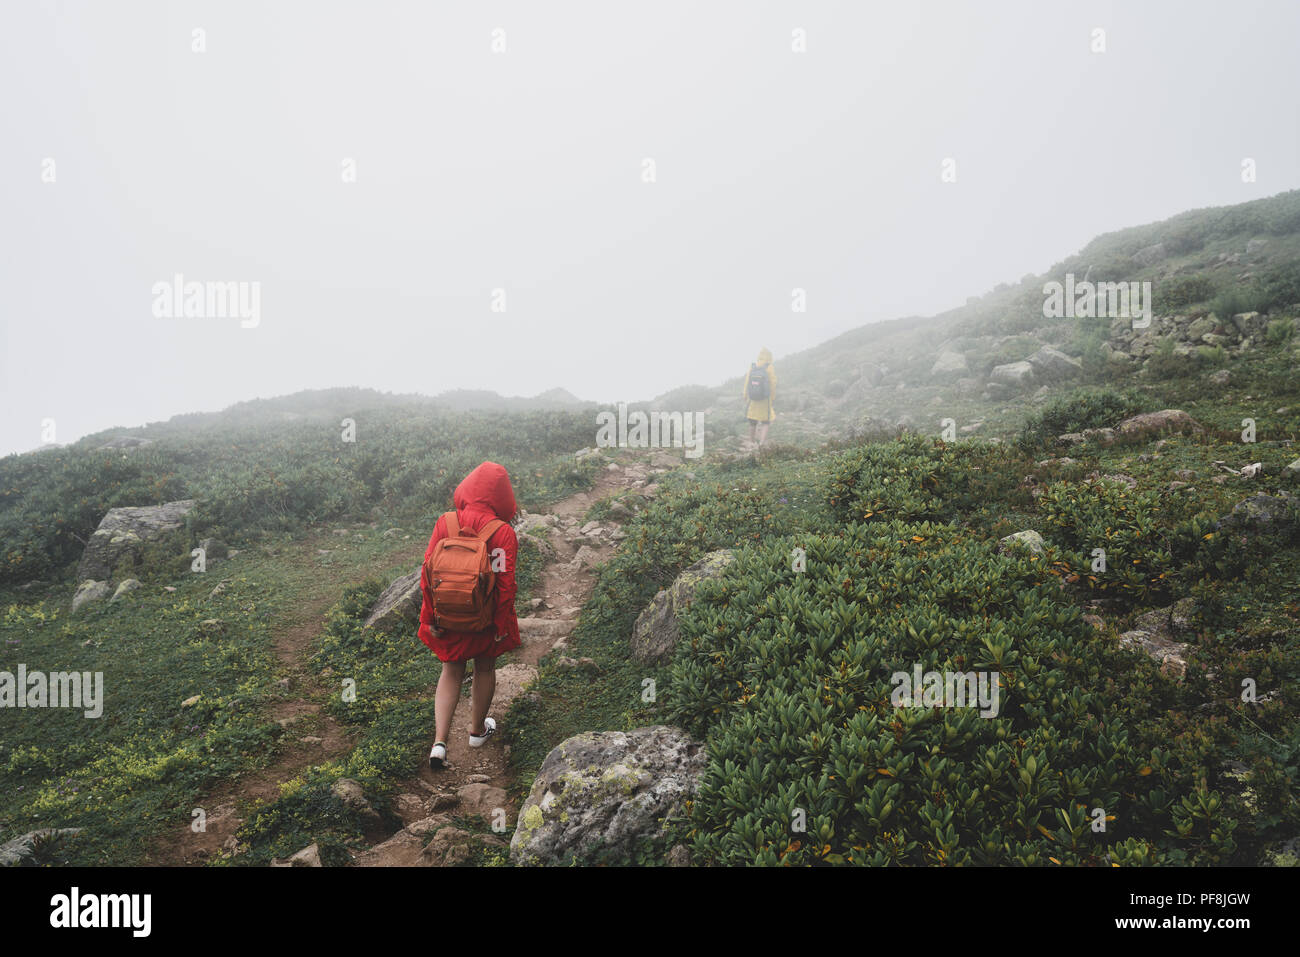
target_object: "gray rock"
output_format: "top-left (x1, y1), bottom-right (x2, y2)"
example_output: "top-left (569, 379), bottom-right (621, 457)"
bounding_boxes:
top-left (998, 530), bottom-right (1045, 555)
top-left (1058, 428), bottom-right (1116, 446)
top-left (331, 778), bottom-right (383, 830)
top-left (1208, 368), bottom-right (1232, 387)
top-left (1231, 311), bottom-right (1265, 338)
top-left (930, 351), bottom-right (969, 377)
top-left (1219, 493), bottom-right (1297, 534)
top-left (518, 531), bottom-right (556, 562)
top-left (1286, 459), bottom-right (1300, 481)
top-left (1119, 630), bottom-right (1189, 679)
top-left (553, 655), bottom-right (601, 673)
top-left (631, 550), bottom-right (736, 665)
top-left (109, 579), bottom-right (141, 602)
top-left (270, 843), bottom-right (322, 867)
top-left (75, 499), bottom-right (196, 584)
top-left (424, 828), bottom-right (476, 866)
top-left (364, 569), bottom-right (422, 631)
top-left (0, 828), bottom-right (83, 866)
top-left (1026, 346), bottom-right (1082, 381)
top-left (71, 580), bottom-right (111, 613)
top-left (666, 844), bottom-right (692, 867)
top-left (515, 511), bottom-right (557, 536)
top-left (1119, 598), bottom-right (1196, 679)
top-left (510, 726), bottom-right (707, 867)
top-left (990, 360), bottom-right (1035, 387)
top-left (1115, 409), bottom-right (1202, 437)
top-left (454, 783), bottom-right (509, 819)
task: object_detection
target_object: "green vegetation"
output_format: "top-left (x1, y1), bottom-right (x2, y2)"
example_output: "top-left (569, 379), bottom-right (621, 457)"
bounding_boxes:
top-left (0, 392), bottom-right (598, 586)
top-left (4, 190), bottom-right (1299, 867)
top-left (1017, 387), bottom-right (1143, 448)
top-left (0, 404), bottom-right (589, 865)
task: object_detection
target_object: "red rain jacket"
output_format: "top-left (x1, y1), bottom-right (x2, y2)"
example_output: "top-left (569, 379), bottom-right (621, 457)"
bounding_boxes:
top-left (417, 461), bottom-right (521, 662)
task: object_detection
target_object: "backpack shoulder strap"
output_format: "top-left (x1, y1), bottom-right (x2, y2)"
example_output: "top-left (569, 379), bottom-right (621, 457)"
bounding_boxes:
top-left (475, 519), bottom-right (505, 544)
top-left (443, 510), bottom-right (460, 538)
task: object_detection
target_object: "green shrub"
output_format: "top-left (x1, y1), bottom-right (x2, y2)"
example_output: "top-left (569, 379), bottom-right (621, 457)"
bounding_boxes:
top-left (824, 436), bottom-right (1034, 530)
top-left (1018, 387), bottom-right (1143, 447)
top-left (1036, 480), bottom-right (1251, 606)
top-left (1196, 344), bottom-right (1228, 366)
top-left (670, 522), bottom-right (1236, 865)
top-left (0, 405), bottom-right (600, 585)
top-left (1209, 288), bottom-right (1253, 321)
top-left (1145, 337), bottom-right (1193, 381)
top-left (1266, 318), bottom-right (1296, 347)
top-left (1157, 275), bottom-right (1216, 312)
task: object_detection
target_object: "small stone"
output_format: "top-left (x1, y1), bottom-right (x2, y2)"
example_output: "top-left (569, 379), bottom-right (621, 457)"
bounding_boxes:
top-left (271, 843), bottom-right (322, 867)
top-left (998, 530), bottom-right (1045, 555)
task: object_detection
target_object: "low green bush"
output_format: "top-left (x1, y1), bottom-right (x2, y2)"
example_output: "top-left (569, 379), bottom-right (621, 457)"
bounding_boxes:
top-left (1017, 387), bottom-right (1143, 448)
top-left (670, 521), bottom-right (1236, 865)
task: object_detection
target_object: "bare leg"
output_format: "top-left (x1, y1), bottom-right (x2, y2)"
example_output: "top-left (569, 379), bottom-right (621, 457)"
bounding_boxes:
top-left (469, 654), bottom-right (497, 736)
top-left (434, 660), bottom-right (466, 743)
top-left (748, 420), bottom-right (757, 444)
top-left (757, 422), bottom-right (770, 445)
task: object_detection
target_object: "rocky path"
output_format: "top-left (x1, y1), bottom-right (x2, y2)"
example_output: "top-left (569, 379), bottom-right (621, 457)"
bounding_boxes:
top-left (353, 458), bottom-right (662, 866)
top-left (153, 452), bottom-right (671, 867)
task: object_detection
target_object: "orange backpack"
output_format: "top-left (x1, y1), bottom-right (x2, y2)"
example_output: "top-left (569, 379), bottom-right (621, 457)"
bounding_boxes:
top-left (423, 512), bottom-right (505, 633)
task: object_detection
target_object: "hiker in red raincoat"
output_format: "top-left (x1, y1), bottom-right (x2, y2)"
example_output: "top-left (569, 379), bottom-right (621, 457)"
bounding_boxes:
top-left (418, 461), bottom-right (521, 769)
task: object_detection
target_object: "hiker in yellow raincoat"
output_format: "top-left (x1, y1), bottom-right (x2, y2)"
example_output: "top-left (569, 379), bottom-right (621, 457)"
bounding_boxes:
top-left (743, 347), bottom-right (776, 446)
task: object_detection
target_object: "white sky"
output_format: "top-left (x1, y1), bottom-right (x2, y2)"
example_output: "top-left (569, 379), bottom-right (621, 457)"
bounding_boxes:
top-left (3, 0), bottom-right (1299, 455)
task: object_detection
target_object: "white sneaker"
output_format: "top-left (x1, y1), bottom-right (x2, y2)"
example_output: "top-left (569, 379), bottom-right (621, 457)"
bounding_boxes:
top-left (469, 717), bottom-right (497, 748)
top-left (429, 742), bottom-right (447, 770)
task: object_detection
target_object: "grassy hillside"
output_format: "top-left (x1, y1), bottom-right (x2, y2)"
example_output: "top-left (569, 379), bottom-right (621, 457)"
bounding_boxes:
top-left (2, 189), bottom-right (1296, 866)
top-left (510, 190), bottom-right (1300, 865)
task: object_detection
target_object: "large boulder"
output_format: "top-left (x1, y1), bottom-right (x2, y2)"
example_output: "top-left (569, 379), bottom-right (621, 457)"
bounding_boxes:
top-left (990, 361), bottom-right (1035, 388)
top-left (930, 351), bottom-right (969, 377)
top-left (1231, 311), bottom-right (1267, 339)
top-left (1114, 409), bottom-right (1202, 438)
top-left (1026, 346), bottom-right (1082, 382)
top-left (76, 500), bottom-right (196, 583)
top-left (510, 726), bottom-right (707, 866)
top-left (1187, 316), bottom-right (1217, 341)
top-left (1218, 493), bottom-right (1297, 535)
top-left (630, 550), bottom-right (735, 665)
top-left (364, 569), bottom-right (422, 631)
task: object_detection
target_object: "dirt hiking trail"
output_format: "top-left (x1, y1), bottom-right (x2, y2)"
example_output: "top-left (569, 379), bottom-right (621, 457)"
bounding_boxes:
top-left (152, 452), bottom-right (675, 866)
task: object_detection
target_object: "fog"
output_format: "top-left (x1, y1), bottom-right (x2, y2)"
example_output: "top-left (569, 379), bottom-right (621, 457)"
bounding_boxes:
top-left (3, 0), bottom-right (1298, 455)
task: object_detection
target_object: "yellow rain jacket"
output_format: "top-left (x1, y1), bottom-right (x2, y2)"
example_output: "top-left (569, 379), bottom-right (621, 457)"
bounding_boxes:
top-left (743, 348), bottom-right (777, 422)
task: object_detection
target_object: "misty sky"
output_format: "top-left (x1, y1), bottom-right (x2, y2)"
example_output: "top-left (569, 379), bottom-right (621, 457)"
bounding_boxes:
top-left (3, 0), bottom-right (1299, 456)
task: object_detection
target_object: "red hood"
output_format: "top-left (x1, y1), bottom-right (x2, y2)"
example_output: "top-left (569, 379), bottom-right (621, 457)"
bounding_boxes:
top-left (452, 461), bottom-right (517, 521)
